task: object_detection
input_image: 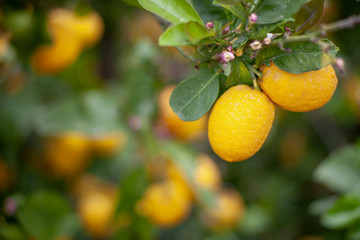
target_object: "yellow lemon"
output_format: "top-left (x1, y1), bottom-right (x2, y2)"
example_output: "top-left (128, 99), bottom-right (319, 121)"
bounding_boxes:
top-left (208, 85), bottom-right (275, 162)
top-left (260, 62), bottom-right (338, 112)
top-left (203, 188), bottom-right (245, 229)
top-left (49, 9), bottom-right (104, 48)
top-left (31, 26), bottom-right (81, 74)
top-left (44, 132), bottom-right (91, 178)
top-left (158, 85), bottom-right (207, 141)
top-left (193, 154), bottom-right (221, 191)
top-left (136, 179), bottom-right (192, 227)
top-left (91, 132), bottom-right (127, 157)
top-left (77, 188), bottom-right (117, 238)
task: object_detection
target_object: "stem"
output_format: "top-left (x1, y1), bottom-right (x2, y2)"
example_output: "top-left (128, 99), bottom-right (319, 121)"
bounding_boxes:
top-left (271, 15), bottom-right (360, 45)
top-left (175, 47), bottom-right (199, 62)
top-left (252, 78), bottom-right (260, 91)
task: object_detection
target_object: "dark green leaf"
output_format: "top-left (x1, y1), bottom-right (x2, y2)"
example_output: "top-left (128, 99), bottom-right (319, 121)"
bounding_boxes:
top-left (16, 190), bottom-right (79, 240)
top-left (170, 72), bottom-right (219, 121)
top-left (255, 0), bottom-right (310, 24)
top-left (348, 221), bottom-right (360, 240)
top-left (256, 40), bottom-right (338, 74)
top-left (213, 0), bottom-right (248, 21)
top-left (314, 145), bottom-right (360, 193)
top-left (122, 0), bottom-right (143, 8)
top-left (233, 34), bottom-right (249, 48)
top-left (321, 194), bottom-right (360, 229)
top-left (295, 0), bottom-right (325, 33)
top-left (137, 0), bottom-right (203, 24)
top-left (226, 59), bottom-right (252, 88)
top-left (159, 21), bottom-right (215, 46)
top-left (192, 0), bottom-right (228, 24)
top-left (255, 18), bottom-right (295, 37)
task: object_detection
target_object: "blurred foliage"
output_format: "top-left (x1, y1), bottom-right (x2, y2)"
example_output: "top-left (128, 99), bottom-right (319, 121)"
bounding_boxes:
top-left (0, 0), bottom-right (359, 240)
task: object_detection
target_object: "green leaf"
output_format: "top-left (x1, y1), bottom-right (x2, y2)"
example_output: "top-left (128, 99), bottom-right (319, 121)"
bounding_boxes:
top-left (321, 194), bottom-right (360, 229)
top-left (213, 0), bottom-right (248, 21)
top-left (314, 145), bottom-right (360, 193)
top-left (137, 0), bottom-right (203, 24)
top-left (255, 0), bottom-right (310, 24)
top-left (255, 18), bottom-right (295, 37)
top-left (226, 59), bottom-right (252, 88)
top-left (295, 0), bottom-right (325, 33)
top-left (16, 190), bottom-right (79, 240)
top-left (192, 0), bottom-right (228, 24)
top-left (159, 21), bottom-right (215, 46)
top-left (256, 40), bottom-right (338, 74)
top-left (348, 222), bottom-right (360, 240)
top-left (122, 0), bottom-right (143, 8)
top-left (170, 72), bottom-right (219, 121)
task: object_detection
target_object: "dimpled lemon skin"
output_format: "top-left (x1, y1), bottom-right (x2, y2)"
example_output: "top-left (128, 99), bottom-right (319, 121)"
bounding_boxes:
top-left (208, 85), bottom-right (275, 162)
top-left (260, 63), bottom-right (338, 112)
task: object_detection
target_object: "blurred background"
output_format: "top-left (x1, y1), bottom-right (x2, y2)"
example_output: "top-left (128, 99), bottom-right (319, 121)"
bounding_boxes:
top-left (0, 0), bottom-right (359, 240)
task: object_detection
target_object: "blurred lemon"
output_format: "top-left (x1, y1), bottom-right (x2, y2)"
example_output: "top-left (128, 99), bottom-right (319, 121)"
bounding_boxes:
top-left (44, 132), bottom-right (91, 178)
top-left (0, 157), bottom-right (13, 192)
top-left (280, 129), bottom-right (307, 169)
top-left (90, 132), bottom-right (127, 157)
top-left (194, 154), bottom-right (221, 191)
top-left (49, 8), bottom-right (104, 48)
top-left (77, 186), bottom-right (117, 238)
top-left (136, 179), bottom-right (192, 227)
top-left (203, 188), bottom-right (245, 230)
top-left (157, 85), bottom-right (207, 141)
top-left (31, 26), bottom-right (81, 74)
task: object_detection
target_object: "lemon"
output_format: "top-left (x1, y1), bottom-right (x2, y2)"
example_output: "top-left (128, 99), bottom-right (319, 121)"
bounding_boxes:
top-left (158, 85), bottom-right (207, 141)
top-left (49, 9), bottom-right (104, 48)
top-left (193, 154), bottom-right (221, 191)
top-left (44, 132), bottom-right (91, 178)
top-left (136, 179), bottom-right (192, 227)
top-left (260, 62), bottom-right (338, 112)
top-left (203, 188), bottom-right (245, 229)
top-left (208, 85), bottom-right (275, 162)
top-left (91, 132), bottom-right (127, 157)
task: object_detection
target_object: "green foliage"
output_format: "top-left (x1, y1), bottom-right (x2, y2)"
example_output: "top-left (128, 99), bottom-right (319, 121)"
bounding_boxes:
top-left (256, 40), bottom-right (338, 73)
top-left (294, 0), bottom-right (325, 33)
top-left (170, 72), bottom-right (219, 121)
top-left (225, 59), bottom-right (252, 88)
top-left (213, 0), bottom-right (248, 21)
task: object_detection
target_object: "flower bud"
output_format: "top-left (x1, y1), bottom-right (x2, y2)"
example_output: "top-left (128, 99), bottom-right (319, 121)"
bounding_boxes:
top-left (248, 13), bottom-right (258, 24)
top-left (264, 37), bottom-right (271, 45)
top-left (250, 40), bottom-right (262, 50)
top-left (222, 26), bottom-right (230, 35)
top-left (220, 51), bottom-right (235, 63)
top-left (205, 22), bottom-right (214, 30)
top-left (335, 58), bottom-right (345, 72)
top-left (226, 46), bottom-right (233, 52)
top-left (4, 198), bottom-right (17, 216)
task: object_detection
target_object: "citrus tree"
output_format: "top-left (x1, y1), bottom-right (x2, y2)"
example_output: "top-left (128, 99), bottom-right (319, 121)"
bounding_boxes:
top-left (0, 0), bottom-right (360, 240)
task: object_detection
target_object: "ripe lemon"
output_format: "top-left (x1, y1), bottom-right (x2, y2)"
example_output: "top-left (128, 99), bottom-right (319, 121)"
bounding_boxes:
top-left (208, 85), bottom-right (275, 162)
top-left (77, 187), bottom-right (117, 238)
top-left (202, 188), bottom-right (245, 229)
top-left (136, 179), bottom-right (192, 227)
top-left (157, 85), bottom-right (207, 141)
top-left (49, 9), bottom-right (104, 48)
top-left (193, 154), bottom-right (221, 191)
top-left (44, 132), bottom-right (91, 178)
top-left (31, 26), bottom-right (81, 74)
top-left (260, 62), bottom-right (338, 112)
top-left (90, 132), bottom-right (127, 157)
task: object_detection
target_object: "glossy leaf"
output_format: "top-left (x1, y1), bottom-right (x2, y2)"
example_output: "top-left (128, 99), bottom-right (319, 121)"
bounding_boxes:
top-left (255, 18), bottom-right (295, 37)
top-left (256, 40), bottom-right (338, 74)
top-left (137, 0), bottom-right (203, 24)
top-left (255, 0), bottom-right (310, 24)
top-left (213, 0), bottom-right (247, 21)
top-left (226, 59), bottom-right (252, 88)
top-left (159, 21), bottom-right (215, 46)
top-left (16, 190), bottom-right (79, 240)
top-left (321, 194), bottom-right (360, 229)
top-left (192, 0), bottom-right (228, 24)
top-left (170, 72), bottom-right (219, 121)
top-left (314, 145), bottom-right (360, 193)
top-left (295, 0), bottom-right (325, 33)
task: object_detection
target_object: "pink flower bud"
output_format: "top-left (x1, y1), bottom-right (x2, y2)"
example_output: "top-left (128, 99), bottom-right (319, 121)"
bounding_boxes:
top-left (336, 58), bottom-right (345, 72)
top-left (4, 198), bottom-right (17, 216)
top-left (250, 40), bottom-right (262, 50)
top-left (226, 46), bottom-right (233, 52)
top-left (249, 13), bottom-right (258, 24)
top-left (222, 26), bottom-right (230, 35)
top-left (205, 22), bottom-right (214, 30)
top-left (220, 51), bottom-right (235, 63)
